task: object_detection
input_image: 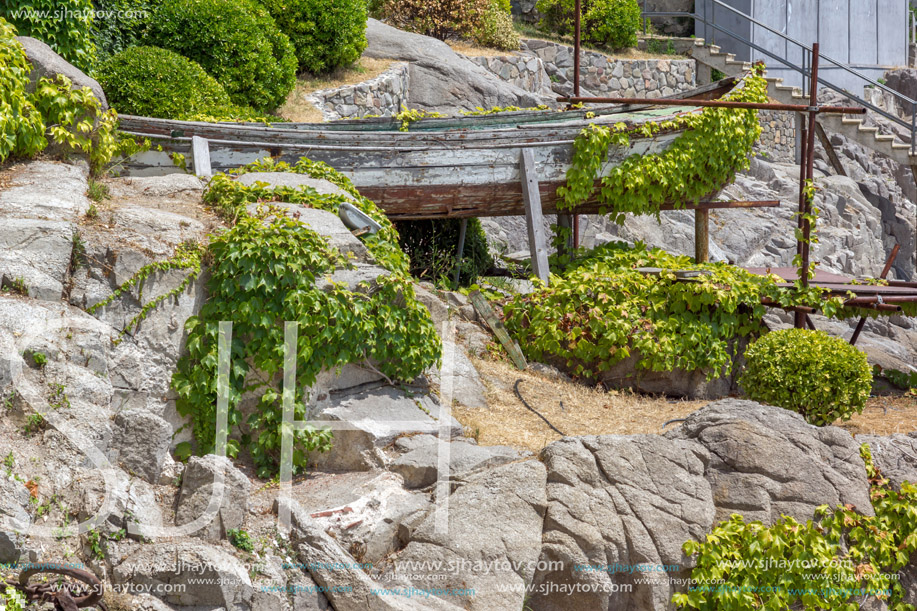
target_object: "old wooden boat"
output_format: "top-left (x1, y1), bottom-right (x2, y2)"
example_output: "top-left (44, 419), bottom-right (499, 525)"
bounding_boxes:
top-left (118, 78), bottom-right (742, 220)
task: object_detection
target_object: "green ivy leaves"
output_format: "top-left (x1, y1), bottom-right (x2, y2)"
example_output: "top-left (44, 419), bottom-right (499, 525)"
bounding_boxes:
top-left (557, 72), bottom-right (769, 222)
top-left (676, 446), bottom-right (917, 611)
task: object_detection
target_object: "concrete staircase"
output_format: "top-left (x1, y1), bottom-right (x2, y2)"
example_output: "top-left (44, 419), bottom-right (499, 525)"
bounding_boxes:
top-left (690, 40), bottom-right (917, 168)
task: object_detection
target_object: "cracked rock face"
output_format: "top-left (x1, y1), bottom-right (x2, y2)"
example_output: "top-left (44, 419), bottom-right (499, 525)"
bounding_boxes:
top-left (530, 400), bottom-right (874, 611)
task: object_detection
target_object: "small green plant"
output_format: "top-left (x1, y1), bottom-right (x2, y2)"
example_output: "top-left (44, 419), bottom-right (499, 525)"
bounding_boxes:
top-left (85, 529), bottom-right (105, 560)
top-left (740, 328), bottom-right (873, 426)
top-left (1, 584), bottom-right (26, 611)
top-left (2, 277), bottom-right (29, 296)
top-left (3, 451), bottom-right (15, 475)
top-left (48, 383), bottom-right (70, 410)
top-left (29, 351), bottom-right (48, 369)
top-left (394, 106), bottom-right (446, 131)
top-left (23, 412), bottom-right (46, 435)
top-left (145, 0), bottom-right (298, 112)
top-left (85, 203), bottom-right (99, 220)
top-left (86, 179), bottom-right (110, 203)
top-left (227, 528), bottom-right (254, 552)
top-left (874, 365), bottom-right (917, 395)
top-left (70, 230), bottom-right (86, 272)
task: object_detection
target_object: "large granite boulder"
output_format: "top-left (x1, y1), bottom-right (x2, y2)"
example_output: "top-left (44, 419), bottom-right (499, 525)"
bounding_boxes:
top-left (529, 400), bottom-right (875, 611)
top-left (17, 36), bottom-right (108, 108)
top-left (174, 455), bottom-right (252, 541)
top-left (364, 19), bottom-right (550, 113)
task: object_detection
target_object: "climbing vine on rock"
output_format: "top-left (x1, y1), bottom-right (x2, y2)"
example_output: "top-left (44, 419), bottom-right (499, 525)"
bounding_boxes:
top-left (88, 241), bottom-right (204, 338)
top-left (204, 157), bottom-right (410, 275)
top-left (557, 70), bottom-right (768, 223)
top-left (674, 444), bottom-right (917, 611)
top-left (168, 158), bottom-right (440, 477)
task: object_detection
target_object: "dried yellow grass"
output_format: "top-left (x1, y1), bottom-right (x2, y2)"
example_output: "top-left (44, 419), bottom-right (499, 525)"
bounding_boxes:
top-left (835, 395), bottom-right (917, 436)
top-left (447, 40), bottom-right (512, 58)
top-left (278, 58), bottom-right (397, 123)
top-left (453, 355), bottom-right (708, 455)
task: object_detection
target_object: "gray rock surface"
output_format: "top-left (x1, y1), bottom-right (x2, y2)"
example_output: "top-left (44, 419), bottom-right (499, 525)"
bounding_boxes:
top-left (0, 162), bottom-right (89, 301)
top-left (113, 540), bottom-right (254, 608)
top-left (0, 477), bottom-right (31, 563)
top-left (532, 434), bottom-right (713, 611)
top-left (174, 455), bottom-right (252, 541)
top-left (530, 400), bottom-right (875, 611)
top-left (16, 36), bottom-right (108, 108)
top-left (279, 497), bottom-right (462, 610)
top-left (390, 435), bottom-right (522, 488)
top-left (364, 19), bottom-right (549, 113)
top-left (857, 433), bottom-right (917, 490)
top-left (389, 460), bottom-right (547, 611)
top-left (112, 408), bottom-right (173, 484)
top-left (307, 388), bottom-right (463, 471)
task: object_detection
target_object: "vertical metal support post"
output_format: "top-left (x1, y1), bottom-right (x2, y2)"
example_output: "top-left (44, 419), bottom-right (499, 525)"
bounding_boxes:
top-left (452, 218), bottom-right (468, 289)
top-left (574, 0), bottom-right (581, 98)
top-left (643, 0), bottom-right (648, 34)
top-left (573, 214), bottom-right (580, 250)
top-left (795, 43), bottom-right (821, 329)
top-left (694, 208), bottom-right (709, 263)
top-left (520, 149), bottom-right (551, 285)
top-left (556, 214), bottom-right (574, 261)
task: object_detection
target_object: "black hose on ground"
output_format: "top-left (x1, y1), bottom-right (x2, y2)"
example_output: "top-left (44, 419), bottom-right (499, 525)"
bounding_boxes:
top-left (514, 379), bottom-right (566, 437)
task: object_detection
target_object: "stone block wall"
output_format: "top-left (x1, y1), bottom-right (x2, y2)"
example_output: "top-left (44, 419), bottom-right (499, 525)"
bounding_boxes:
top-left (470, 55), bottom-right (555, 98)
top-left (307, 62), bottom-right (410, 121)
top-left (519, 39), bottom-right (696, 98)
top-left (756, 109), bottom-right (796, 162)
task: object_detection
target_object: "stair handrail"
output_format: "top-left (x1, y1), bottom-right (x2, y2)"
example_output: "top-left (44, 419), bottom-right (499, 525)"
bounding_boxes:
top-left (642, 0), bottom-right (917, 153)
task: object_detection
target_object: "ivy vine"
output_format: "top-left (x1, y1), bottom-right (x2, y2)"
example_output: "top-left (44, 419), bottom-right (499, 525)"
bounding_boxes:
top-left (557, 69), bottom-right (768, 223)
top-left (675, 444), bottom-right (917, 611)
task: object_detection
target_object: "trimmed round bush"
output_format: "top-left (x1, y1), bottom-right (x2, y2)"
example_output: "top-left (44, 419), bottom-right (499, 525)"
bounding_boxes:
top-left (260, 0), bottom-right (367, 75)
top-left (535, 0), bottom-right (641, 50)
top-left (145, 0), bottom-right (297, 112)
top-left (96, 46), bottom-right (232, 119)
top-left (740, 328), bottom-right (873, 426)
top-left (472, 0), bottom-right (520, 51)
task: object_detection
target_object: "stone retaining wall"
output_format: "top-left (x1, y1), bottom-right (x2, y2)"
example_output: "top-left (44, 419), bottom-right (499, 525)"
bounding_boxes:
top-left (307, 62), bottom-right (409, 121)
top-left (519, 39), bottom-right (696, 98)
top-left (756, 109), bottom-right (796, 162)
top-left (470, 55), bottom-right (555, 98)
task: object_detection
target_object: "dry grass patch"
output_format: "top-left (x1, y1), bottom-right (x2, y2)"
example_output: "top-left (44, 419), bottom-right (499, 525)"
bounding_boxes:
top-left (447, 40), bottom-right (512, 58)
top-left (454, 355), bottom-right (708, 454)
top-left (834, 395), bottom-right (917, 436)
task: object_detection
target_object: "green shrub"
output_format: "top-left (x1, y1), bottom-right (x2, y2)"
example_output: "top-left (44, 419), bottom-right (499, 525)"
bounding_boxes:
top-left (1, 0), bottom-right (97, 71)
top-left (96, 46), bottom-right (233, 120)
top-left (535, 0), bottom-right (641, 50)
top-left (395, 219), bottom-right (493, 287)
top-left (260, 0), bottom-right (367, 75)
top-left (472, 0), bottom-right (520, 51)
top-left (740, 328), bottom-right (872, 426)
top-left (584, 0), bottom-right (641, 49)
top-left (0, 18), bottom-right (46, 162)
top-left (145, 0), bottom-right (297, 112)
top-left (382, 0), bottom-right (489, 41)
top-left (91, 0), bottom-right (157, 61)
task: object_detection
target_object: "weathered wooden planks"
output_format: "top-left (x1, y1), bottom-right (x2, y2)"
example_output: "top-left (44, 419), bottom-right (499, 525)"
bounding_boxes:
top-left (520, 148), bottom-right (551, 284)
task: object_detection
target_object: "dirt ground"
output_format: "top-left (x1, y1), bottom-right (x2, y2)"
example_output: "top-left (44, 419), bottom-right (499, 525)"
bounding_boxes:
top-left (453, 355), bottom-right (708, 454)
top-left (452, 354), bottom-right (917, 455)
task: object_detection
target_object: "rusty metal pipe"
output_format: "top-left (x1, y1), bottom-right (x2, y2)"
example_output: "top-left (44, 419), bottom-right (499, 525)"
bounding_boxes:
top-left (555, 97), bottom-right (866, 114)
top-left (574, 0), bottom-right (581, 99)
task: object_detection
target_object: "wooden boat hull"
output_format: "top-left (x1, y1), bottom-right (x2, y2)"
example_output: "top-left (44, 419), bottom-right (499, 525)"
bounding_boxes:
top-left (118, 79), bottom-right (754, 218)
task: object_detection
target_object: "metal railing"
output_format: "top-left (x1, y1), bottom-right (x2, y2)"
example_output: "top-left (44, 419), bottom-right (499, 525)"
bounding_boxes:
top-left (642, 0), bottom-right (917, 154)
